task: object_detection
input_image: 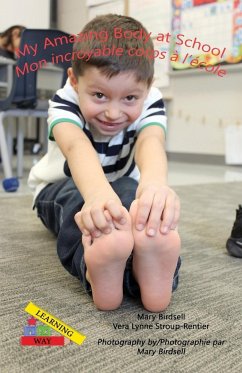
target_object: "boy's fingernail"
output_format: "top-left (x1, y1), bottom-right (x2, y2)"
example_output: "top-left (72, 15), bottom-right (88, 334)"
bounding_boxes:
top-left (162, 226), bottom-right (168, 234)
top-left (136, 224), bottom-right (144, 231)
top-left (120, 218), bottom-right (126, 224)
top-left (104, 227), bottom-right (111, 234)
top-left (93, 230), bottom-right (101, 237)
top-left (148, 229), bottom-right (155, 236)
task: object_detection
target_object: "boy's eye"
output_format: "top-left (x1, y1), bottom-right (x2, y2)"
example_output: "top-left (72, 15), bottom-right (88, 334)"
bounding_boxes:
top-left (125, 95), bottom-right (136, 101)
top-left (94, 92), bottom-right (105, 99)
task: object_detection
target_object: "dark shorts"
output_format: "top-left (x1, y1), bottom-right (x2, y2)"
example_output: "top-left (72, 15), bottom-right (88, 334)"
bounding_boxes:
top-left (35, 177), bottom-right (181, 298)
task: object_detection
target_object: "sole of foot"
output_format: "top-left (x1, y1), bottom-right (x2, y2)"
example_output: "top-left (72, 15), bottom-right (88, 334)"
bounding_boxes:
top-left (130, 200), bottom-right (181, 312)
top-left (83, 207), bottom-right (134, 311)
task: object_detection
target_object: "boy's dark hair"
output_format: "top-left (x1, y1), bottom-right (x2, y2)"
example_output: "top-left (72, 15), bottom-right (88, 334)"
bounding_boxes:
top-left (72, 14), bottom-right (154, 87)
top-left (0, 25), bottom-right (25, 49)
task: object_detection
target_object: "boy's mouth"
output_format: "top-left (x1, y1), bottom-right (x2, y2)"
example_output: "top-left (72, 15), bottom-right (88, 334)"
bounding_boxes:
top-left (96, 118), bottom-right (123, 127)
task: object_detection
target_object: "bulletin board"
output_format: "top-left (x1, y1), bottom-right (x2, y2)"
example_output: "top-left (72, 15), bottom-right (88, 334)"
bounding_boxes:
top-left (171, 0), bottom-right (242, 69)
top-left (0, 0), bottom-right (51, 29)
top-left (85, 0), bottom-right (242, 86)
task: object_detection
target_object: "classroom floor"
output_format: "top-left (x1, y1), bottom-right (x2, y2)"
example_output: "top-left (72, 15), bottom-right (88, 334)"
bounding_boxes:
top-left (1, 154), bottom-right (242, 373)
top-left (1, 167), bottom-right (242, 373)
top-left (1, 155), bottom-right (242, 196)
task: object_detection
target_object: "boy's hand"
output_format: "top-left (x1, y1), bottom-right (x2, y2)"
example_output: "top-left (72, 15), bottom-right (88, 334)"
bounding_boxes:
top-left (74, 191), bottom-right (126, 238)
top-left (134, 184), bottom-right (180, 236)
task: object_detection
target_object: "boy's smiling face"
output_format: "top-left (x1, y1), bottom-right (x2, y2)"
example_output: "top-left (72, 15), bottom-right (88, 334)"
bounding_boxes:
top-left (68, 67), bottom-right (150, 136)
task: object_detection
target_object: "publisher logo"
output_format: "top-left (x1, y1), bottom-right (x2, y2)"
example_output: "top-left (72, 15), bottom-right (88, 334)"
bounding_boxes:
top-left (20, 302), bottom-right (86, 347)
top-left (20, 317), bottom-right (70, 346)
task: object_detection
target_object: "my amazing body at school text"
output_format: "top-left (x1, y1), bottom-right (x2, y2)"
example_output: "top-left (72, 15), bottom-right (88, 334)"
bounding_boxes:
top-left (15, 27), bottom-right (227, 78)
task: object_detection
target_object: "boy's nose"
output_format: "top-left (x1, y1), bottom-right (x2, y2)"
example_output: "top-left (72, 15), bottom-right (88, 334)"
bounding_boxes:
top-left (104, 107), bottom-right (121, 121)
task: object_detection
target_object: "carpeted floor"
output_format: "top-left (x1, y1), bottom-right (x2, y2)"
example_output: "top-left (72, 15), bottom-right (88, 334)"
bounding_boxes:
top-left (1, 182), bottom-right (242, 373)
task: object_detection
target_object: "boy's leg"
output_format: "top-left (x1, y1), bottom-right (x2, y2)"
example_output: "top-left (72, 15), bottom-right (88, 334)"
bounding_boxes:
top-left (34, 178), bottom-right (88, 284)
top-left (35, 176), bottom-right (181, 311)
top-left (35, 177), bottom-right (135, 310)
top-left (129, 200), bottom-right (181, 312)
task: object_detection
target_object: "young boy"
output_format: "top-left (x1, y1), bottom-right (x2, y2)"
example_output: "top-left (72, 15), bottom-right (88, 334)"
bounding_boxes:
top-left (28, 14), bottom-right (181, 312)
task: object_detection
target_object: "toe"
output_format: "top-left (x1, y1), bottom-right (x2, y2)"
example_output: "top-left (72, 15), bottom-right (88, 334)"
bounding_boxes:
top-left (113, 206), bottom-right (132, 231)
top-left (82, 234), bottom-right (92, 248)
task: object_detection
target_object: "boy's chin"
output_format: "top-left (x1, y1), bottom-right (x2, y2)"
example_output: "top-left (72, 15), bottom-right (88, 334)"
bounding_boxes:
top-left (97, 128), bottom-right (122, 136)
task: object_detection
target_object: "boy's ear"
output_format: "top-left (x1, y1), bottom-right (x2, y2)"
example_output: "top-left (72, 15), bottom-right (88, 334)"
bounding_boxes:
top-left (68, 68), bottom-right (78, 92)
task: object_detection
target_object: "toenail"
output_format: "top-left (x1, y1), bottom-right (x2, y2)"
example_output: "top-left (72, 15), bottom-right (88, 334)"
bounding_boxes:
top-left (94, 230), bottom-right (101, 237)
top-left (120, 218), bottom-right (126, 224)
top-left (161, 226), bottom-right (168, 234)
top-left (104, 228), bottom-right (111, 234)
top-left (136, 224), bottom-right (144, 231)
top-left (148, 229), bottom-right (155, 236)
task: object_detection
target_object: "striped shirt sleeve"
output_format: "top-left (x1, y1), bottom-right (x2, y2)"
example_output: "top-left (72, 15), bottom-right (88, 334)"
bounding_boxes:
top-left (135, 87), bottom-right (167, 135)
top-left (47, 78), bottom-right (84, 140)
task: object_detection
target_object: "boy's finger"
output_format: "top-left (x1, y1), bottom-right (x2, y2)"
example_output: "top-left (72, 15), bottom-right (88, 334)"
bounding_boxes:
top-left (74, 211), bottom-right (87, 234)
top-left (135, 191), bottom-right (153, 230)
top-left (104, 210), bottom-right (115, 229)
top-left (105, 199), bottom-right (126, 224)
top-left (90, 207), bottom-right (112, 233)
top-left (160, 197), bottom-right (176, 234)
top-left (103, 209), bottom-right (112, 222)
top-left (81, 210), bottom-right (101, 237)
top-left (146, 193), bottom-right (165, 236)
top-left (170, 198), bottom-right (180, 229)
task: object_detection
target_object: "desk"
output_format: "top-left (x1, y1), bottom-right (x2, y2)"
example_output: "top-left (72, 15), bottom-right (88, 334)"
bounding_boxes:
top-left (0, 58), bottom-right (63, 97)
top-left (0, 57), bottom-right (16, 96)
top-left (37, 63), bottom-right (63, 91)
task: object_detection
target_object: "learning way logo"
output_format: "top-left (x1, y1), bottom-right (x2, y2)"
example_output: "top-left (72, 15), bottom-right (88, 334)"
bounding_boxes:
top-left (20, 302), bottom-right (86, 347)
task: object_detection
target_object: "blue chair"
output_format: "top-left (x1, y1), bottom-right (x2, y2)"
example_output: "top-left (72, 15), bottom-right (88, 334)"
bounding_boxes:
top-left (0, 28), bottom-right (72, 191)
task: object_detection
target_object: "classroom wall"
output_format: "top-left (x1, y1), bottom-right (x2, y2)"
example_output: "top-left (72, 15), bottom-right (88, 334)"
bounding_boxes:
top-left (0, 0), bottom-right (51, 29)
top-left (164, 65), bottom-right (242, 157)
top-left (57, 0), bottom-right (88, 34)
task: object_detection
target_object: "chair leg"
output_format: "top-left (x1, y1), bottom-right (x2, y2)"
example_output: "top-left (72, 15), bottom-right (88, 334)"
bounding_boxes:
top-left (17, 117), bottom-right (25, 178)
top-left (0, 113), bottom-right (19, 192)
top-left (0, 113), bottom-right (13, 178)
top-left (6, 118), bottom-right (13, 161)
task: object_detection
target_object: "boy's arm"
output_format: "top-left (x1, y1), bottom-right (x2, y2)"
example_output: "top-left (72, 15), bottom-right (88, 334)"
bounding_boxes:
top-left (52, 123), bottom-right (126, 236)
top-left (134, 125), bottom-right (180, 236)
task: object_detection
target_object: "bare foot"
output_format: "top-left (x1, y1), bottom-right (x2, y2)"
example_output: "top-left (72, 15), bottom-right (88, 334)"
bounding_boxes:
top-left (130, 200), bottom-right (181, 312)
top-left (82, 207), bottom-right (134, 311)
